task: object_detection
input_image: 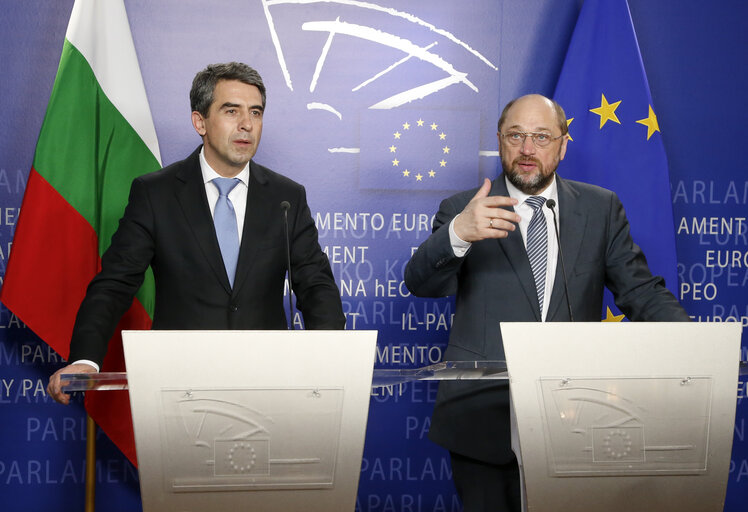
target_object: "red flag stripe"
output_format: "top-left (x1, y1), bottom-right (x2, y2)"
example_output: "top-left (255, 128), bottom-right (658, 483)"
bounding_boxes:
top-left (2, 169), bottom-right (99, 357)
top-left (2, 168), bottom-right (151, 465)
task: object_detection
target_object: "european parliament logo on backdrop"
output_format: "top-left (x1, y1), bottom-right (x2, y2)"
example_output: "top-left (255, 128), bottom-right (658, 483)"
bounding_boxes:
top-left (257, 1), bottom-right (499, 179)
top-left (359, 109), bottom-right (479, 190)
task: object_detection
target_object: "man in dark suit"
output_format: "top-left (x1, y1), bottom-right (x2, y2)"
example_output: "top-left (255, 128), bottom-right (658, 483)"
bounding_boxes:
top-left (48, 62), bottom-right (344, 403)
top-left (404, 94), bottom-right (690, 511)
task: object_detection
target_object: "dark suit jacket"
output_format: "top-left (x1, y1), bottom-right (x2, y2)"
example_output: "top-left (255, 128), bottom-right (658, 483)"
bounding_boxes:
top-left (69, 146), bottom-right (344, 366)
top-left (404, 174), bottom-right (690, 464)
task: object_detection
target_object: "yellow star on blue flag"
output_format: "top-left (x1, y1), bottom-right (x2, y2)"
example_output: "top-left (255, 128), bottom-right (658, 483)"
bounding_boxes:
top-left (636, 105), bottom-right (660, 140)
top-left (602, 307), bottom-right (625, 322)
top-left (589, 94), bottom-right (622, 129)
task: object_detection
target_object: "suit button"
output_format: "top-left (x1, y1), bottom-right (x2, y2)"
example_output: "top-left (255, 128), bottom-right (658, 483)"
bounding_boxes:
top-left (229, 304), bottom-right (239, 312)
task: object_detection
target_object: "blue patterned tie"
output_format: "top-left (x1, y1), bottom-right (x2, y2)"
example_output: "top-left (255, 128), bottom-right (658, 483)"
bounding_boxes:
top-left (212, 178), bottom-right (241, 287)
top-left (525, 196), bottom-right (548, 315)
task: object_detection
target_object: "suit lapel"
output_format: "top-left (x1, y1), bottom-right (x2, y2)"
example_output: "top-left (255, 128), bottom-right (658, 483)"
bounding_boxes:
top-left (175, 147), bottom-right (233, 294)
top-left (232, 160), bottom-right (270, 294)
top-left (492, 176), bottom-right (542, 320)
top-left (547, 176), bottom-right (586, 320)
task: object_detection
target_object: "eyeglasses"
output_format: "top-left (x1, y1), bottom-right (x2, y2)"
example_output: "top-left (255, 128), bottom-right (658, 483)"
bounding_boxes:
top-left (500, 131), bottom-right (564, 148)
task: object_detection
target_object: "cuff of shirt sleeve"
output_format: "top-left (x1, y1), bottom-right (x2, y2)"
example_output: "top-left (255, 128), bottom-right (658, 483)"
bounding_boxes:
top-left (71, 360), bottom-right (100, 372)
top-left (449, 215), bottom-right (471, 257)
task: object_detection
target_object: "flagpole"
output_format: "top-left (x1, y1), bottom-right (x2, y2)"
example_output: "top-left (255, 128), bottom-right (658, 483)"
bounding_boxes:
top-left (85, 414), bottom-right (96, 512)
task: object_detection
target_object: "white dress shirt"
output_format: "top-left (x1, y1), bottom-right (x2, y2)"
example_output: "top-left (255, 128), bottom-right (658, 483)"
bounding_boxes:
top-left (200, 148), bottom-right (249, 242)
top-left (449, 175), bottom-right (560, 321)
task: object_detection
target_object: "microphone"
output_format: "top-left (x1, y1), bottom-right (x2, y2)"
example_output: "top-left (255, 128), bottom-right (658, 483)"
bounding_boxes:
top-left (546, 199), bottom-right (574, 322)
top-left (280, 201), bottom-right (296, 329)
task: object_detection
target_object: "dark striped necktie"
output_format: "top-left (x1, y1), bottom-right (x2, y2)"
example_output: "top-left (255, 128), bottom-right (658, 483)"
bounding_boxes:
top-left (525, 196), bottom-right (548, 315)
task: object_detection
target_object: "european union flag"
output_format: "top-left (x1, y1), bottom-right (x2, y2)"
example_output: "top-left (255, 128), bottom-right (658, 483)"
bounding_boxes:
top-left (359, 109), bottom-right (479, 191)
top-left (553, 0), bottom-right (678, 320)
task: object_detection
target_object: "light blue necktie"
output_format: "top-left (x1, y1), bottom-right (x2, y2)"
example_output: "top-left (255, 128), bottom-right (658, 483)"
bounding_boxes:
top-left (212, 177), bottom-right (241, 287)
top-left (525, 196), bottom-right (548, 315)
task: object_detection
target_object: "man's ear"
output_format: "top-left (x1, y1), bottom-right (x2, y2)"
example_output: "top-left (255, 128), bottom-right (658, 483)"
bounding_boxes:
top-left (191, 111), bottom-right (207, 137)
top-left (559, 135), bottom-right (569, 160)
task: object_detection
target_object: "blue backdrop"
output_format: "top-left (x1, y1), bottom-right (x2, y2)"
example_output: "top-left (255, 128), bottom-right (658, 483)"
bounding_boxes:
top-left (0, 1), bottom-right (746, 510)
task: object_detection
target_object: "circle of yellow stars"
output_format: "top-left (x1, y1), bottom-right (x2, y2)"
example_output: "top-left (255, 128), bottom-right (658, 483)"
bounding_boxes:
top-left (389, 118), bottom-right (449, 182)
top-left (565, 93), bottom-right (661, 142)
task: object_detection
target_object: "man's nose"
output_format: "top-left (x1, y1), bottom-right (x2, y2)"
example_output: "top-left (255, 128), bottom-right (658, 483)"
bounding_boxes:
top-left (239, 112), bottom-right (253, 131)
top-left (520, 135), bottom-right (535, 154)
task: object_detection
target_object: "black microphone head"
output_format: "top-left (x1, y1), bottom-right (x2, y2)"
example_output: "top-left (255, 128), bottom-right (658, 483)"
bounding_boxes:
top-left (280, 201), bottom-right (290, 211)
top-left (546, 199), bottom-right (556, 209)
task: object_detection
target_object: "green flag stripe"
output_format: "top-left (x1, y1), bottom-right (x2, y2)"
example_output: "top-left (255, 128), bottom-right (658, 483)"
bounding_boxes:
top-left (32, 39), bottom-right (158, 317)
top-left (33, 39), bottom-right (160, 257)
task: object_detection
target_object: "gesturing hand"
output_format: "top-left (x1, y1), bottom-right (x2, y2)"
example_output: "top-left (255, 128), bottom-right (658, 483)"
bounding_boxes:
top-left (453, 178), bottom-right (521, 242)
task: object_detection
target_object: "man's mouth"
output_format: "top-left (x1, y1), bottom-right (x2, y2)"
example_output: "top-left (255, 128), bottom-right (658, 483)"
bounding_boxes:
top-left (515, 159), bottom-right (538, 171)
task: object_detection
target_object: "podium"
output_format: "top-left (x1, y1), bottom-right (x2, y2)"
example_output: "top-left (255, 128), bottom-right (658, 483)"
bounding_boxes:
top-left (502, 322), bottom-right (742, 512)
top-left (61, 323), bottom-right (743, 511)
top-left (121, 329), bottom-right (378, 511)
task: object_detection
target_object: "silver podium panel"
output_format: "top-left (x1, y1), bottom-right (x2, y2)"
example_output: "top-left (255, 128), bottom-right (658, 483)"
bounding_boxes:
top-left (502, 322), bottom-right (742, 512)
top-left (159, 387), bottom-right (344, 491)
top-left (122, 330), bottom-right (377, 512)
top-left (538, 375), bottom-right (711, 476)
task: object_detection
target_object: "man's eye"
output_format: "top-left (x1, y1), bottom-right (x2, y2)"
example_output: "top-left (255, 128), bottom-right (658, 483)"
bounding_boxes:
top-left (509, 132), bottom-right (522, 140)
top-left (535, 134), bottom-right (549, 142)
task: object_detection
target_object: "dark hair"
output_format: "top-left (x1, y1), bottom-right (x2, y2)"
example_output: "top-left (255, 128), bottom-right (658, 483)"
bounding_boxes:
top-left (190, 62), bottom-right (266, 116)
top-left (497, 95), bottom-right (568, 135)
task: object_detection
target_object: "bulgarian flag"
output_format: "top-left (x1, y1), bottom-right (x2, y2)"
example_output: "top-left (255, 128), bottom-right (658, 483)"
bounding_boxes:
top-left (0, 0), bottom-right (159, 464)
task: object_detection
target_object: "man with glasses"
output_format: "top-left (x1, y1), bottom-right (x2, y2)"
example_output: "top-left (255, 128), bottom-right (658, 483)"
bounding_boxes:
top-left (404, 94), bottom-right (689, 511)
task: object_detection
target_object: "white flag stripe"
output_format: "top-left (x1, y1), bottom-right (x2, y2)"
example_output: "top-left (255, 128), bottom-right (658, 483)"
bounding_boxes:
top-left (66, 0), bottom-right (161, 164)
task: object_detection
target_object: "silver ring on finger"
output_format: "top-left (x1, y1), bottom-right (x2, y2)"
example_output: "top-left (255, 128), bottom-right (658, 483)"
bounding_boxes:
top-left (489, 218), bottom-right (494, 228)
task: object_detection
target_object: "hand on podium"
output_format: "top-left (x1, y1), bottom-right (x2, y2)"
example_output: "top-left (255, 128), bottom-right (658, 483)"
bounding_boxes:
top-left (47, 363), bottom-right (96, 405)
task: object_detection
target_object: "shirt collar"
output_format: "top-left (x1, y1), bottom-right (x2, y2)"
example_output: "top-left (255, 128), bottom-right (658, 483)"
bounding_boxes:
top-left (199, 147), bottom-right (250, 186)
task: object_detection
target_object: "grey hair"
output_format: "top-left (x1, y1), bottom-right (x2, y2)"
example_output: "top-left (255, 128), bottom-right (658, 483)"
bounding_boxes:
top-left (190, 62), bottom-right (266, 116)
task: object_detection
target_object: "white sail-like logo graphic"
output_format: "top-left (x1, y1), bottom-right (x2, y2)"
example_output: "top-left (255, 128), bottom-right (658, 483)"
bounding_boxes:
top-left (257, 0), bottom-right (500, 190)
top-left (261, 0), bottom-right (497, 113)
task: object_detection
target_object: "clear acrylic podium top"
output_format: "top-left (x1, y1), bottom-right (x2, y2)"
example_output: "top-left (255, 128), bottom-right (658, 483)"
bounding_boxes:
top-left (58, 360), bottom-right (748, 392)
top-left (59, 360), bottom-right (509, 392)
